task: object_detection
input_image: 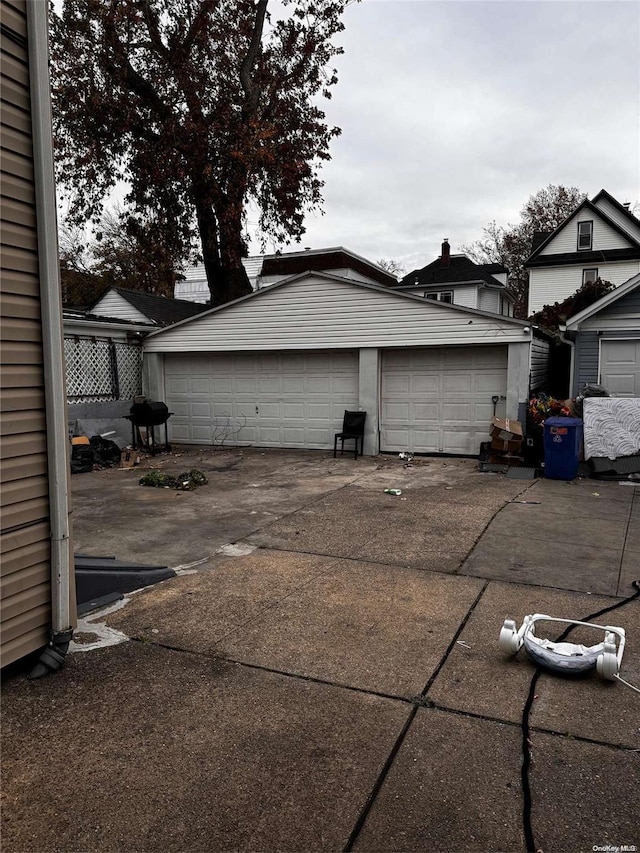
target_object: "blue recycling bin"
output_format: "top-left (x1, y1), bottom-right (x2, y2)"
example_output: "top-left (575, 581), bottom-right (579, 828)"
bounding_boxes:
top-left (543, 417), bottom-right (583, 480)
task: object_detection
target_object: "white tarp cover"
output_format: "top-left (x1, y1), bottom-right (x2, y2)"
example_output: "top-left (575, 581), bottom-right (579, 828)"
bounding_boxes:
top-left (583, 398), bottom-right (640, 460)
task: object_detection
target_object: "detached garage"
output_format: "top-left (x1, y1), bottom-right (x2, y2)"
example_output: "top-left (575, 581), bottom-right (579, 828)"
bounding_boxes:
top-left (144, 272), bottom-right (534, 456)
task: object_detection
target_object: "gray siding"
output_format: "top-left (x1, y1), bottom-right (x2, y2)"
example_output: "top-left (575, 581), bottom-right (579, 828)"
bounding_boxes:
top-left (591, 286), bottom-right (640, 322)
top-left (573, 331), bottom-right (600, 394)
top-left (530, 336), bottom-right (550, 392)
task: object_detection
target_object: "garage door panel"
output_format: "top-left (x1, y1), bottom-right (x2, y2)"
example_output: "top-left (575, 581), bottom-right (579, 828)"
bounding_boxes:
top-left (191, 402), bottom-right (212, 418)
top-left (280, 377), bottom-right (302, 394)
top-left (282, 403), bottom-right (305, 419)
top-left (256, 402), bottom-right (280, 419)
top-left (475, 402), bottom-right (495, 421)
top-left (384, 374), bottom-right (410, 394)
top-left (600, 340), bottom-right (640, 397)
top-left (413, 375), bottom-right (440, 394)
top-left (442, 403), bottom-right (472, 422)
top-left (475, 372), bottom-right (505, 392)
top-left (331, 376), bottom-right (357, 395)
top-left (410, 430), bottom-right (440, 452)
top-left (165, 351), bottom-right (358, 449)
top-left (282, 427), bottom-right (305, 443)
top-left (383, 402), bottom-right (410, 421)
top-left (165, 377), bottom-right (189, 395)
top-left (605, 375), bottom-right (636, 395)
top-left (603, 341), bottom-right (636, 363)
top-left (443, 375), bottom-right (472, 394)
top-left (381, 346), bottom-right (508, 455)
top-left (442, 430), bottom-right (473, 453)
top-left (384, 428), bottom-right (411, 449)
top-left (307, 377), bottom-right (330, 393)
top-left (192, 425), bottom-right (213, 442)
top-left (307, 403), bottom-right (330, 419)
top-left (413, 403), bottom-right (439, 422)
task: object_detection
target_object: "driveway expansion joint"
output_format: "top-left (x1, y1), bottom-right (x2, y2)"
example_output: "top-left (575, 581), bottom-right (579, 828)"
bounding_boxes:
top-left (617, 488), bottom-right (638, 596)
top-left (451, 482), bottom-right (535, 575)
top-left (343, 580), bottom-right (491, 853)
top-left (423, 701), bottom-right (640, 753)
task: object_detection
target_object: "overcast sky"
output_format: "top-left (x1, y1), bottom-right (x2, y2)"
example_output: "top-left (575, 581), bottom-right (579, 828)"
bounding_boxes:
top-left (250, 0), bottom-right (640, 273)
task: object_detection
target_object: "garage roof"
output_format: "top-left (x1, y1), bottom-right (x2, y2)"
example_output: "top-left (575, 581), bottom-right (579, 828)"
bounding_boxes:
top-left (144, 271), bottom-right (530, 353)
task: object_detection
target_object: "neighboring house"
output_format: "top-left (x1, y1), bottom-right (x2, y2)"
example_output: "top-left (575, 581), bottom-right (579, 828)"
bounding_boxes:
top-left (65, 289), bottom-right (201, 440)
top-left (176, 255), bottom-right (265, 302)
top-left (526, 190), bottom-right (640, 315)
top-left (89, 286), bottom-right (206, 326)
top-left (143, 271), bottom-right (537, 457)
top-left (395, 240), bottom-right (515, 317)
top-left (174, 247), bottom-right (398, 302)
top-left (63, 309), bottom-right (154, 446)
top-left (1, 0), bottom-right (75, 669)
top-left (563, 272), bottom-right (640, 397)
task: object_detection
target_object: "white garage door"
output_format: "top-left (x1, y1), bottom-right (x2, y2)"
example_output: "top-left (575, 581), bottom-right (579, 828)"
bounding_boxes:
top-left (381, 345), bottom-right (508, 455)
top-left (600, 339), bottom-right (640, 397)
top-left (164, 350), bottom-right (359, 449)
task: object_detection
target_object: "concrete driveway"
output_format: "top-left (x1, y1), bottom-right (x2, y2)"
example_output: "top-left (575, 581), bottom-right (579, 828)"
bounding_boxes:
top-left (2, 448), bottom-right (638, 853)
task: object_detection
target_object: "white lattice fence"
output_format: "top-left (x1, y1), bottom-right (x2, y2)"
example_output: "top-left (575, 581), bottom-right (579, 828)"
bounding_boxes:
top-left (64, 338), bottom-right (142, 403)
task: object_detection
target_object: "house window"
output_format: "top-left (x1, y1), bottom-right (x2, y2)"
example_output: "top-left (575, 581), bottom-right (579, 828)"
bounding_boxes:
top-left (577, 221), bottom-right (593, 250)
top-left (582, 268), bottom-right (598, 285)
top-left (424, 290), bottom-right (453, 303)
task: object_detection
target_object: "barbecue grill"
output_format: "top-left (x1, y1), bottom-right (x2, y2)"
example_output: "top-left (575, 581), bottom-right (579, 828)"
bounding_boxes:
top-left (125, 400), bottom-right (173, 454)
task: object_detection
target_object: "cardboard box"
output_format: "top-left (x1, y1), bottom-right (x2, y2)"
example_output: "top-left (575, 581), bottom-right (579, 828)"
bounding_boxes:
top-left (490, 417), bottom-right (523, 453)
top-left (488, 453), bottom-right (524, 467)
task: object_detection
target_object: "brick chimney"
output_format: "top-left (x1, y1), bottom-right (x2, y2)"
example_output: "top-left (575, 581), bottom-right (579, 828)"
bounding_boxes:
top-left (440, 238), bottom-right (450, 267)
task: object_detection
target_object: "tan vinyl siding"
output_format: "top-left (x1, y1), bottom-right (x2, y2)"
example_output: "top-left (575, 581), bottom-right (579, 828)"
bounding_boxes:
top-left (145, 276), bottom-right (527, 354)
top-left (1, 0), bottom-right (51, 666)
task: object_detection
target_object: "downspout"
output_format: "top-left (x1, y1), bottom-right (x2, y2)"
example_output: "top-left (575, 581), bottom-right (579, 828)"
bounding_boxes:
top-left (559, 325), bottom-right (576, 398)
top-left (27, 1), bottom-right (74, 678)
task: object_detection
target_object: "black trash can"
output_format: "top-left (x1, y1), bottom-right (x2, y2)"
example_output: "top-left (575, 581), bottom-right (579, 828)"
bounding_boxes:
top-left (543, 417), bottom-right (583, 480)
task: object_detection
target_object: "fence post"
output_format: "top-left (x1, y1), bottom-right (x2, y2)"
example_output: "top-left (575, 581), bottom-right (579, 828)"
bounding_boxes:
top-left (109, 340), bottom-right (120, 399)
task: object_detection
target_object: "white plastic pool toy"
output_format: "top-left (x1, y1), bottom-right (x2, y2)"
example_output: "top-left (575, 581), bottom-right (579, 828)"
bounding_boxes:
top-left (499, 614), bottom-right (625, 680)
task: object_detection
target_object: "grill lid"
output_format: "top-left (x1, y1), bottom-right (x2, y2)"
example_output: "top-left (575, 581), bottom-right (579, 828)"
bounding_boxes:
top-left (127, 400), bottom-right (171, 426)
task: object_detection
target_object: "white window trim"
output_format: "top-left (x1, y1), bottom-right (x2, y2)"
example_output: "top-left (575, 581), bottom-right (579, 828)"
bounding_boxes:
top-left (423, 290), bottom-right (453, 303)
top-left (582, 268), bottom-right (598, 285)
top-left (577, 221), bottom-right (593, 251)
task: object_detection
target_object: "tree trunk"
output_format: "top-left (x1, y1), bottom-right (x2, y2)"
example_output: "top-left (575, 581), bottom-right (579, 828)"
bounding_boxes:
top-left (215, 195), bottom-right (252, 306)
top-left (193, 184), bottom-right (251, 306)
top-left (193, 187), bottom-right (223, 304)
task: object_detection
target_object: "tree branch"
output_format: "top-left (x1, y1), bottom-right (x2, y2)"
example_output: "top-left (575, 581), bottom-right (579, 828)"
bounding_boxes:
top-left (240, 0), bottom-right (268, 116)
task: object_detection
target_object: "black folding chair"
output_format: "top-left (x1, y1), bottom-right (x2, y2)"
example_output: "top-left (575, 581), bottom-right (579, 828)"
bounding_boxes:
top-left (333, 410), bottom-right (366, 459)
